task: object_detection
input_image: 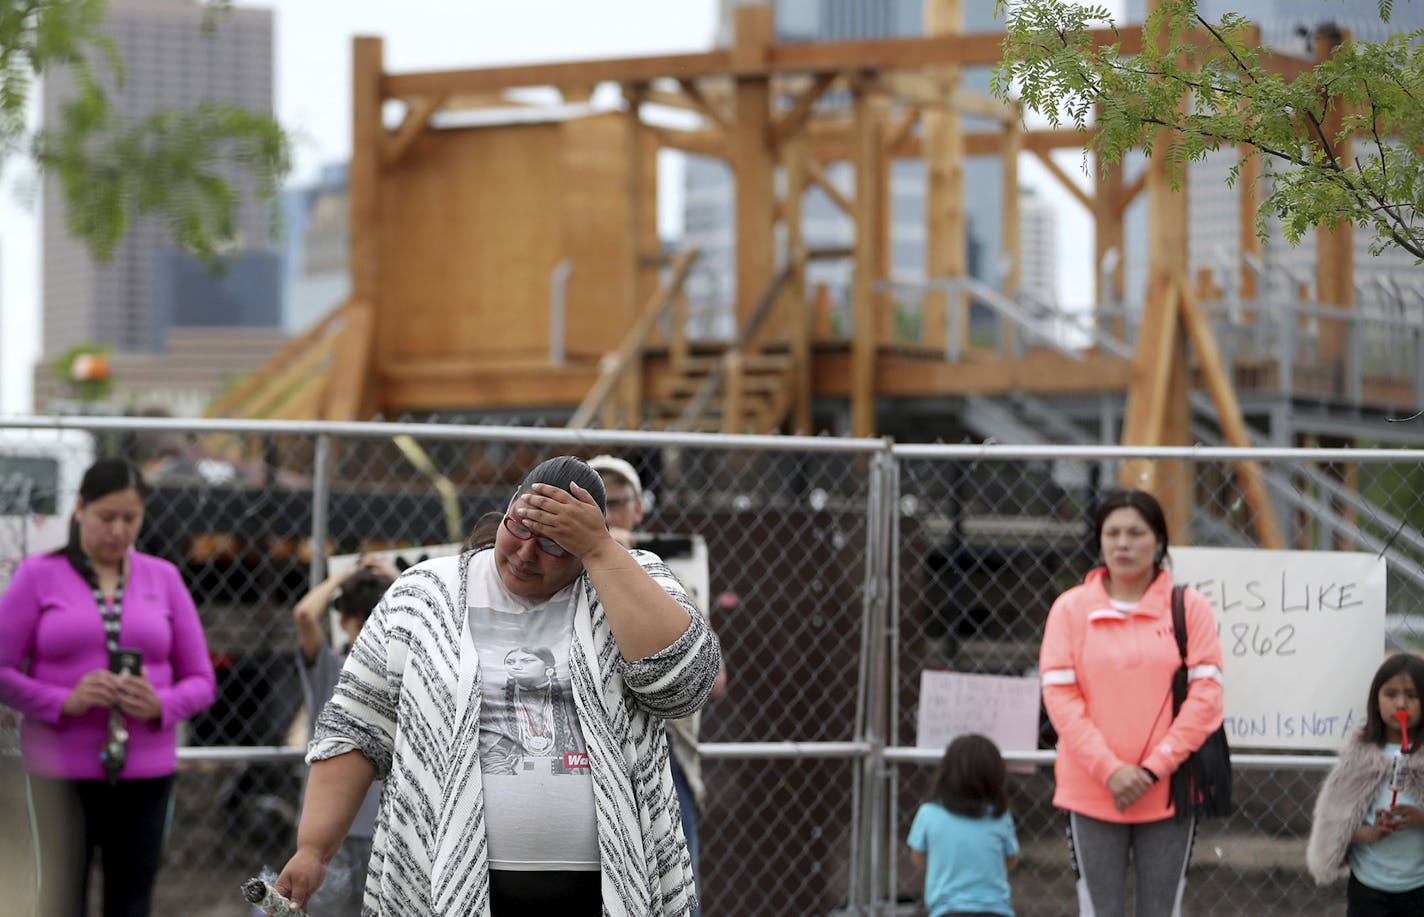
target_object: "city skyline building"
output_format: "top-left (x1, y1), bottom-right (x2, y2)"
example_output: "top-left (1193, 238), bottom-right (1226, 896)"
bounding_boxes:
top-left (41, 0), bottom-right (278, 363)
top-left (281, 162), bottom-right (351, 334)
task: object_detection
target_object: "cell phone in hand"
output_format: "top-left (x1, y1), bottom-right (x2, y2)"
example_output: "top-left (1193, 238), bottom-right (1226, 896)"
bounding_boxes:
top-left (110, 647), bottom-right (143, 677)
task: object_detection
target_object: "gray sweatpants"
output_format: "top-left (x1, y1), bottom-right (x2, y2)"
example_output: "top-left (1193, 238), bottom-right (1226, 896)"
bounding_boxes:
top-left (1067, 811), bottom-right (1196, 917)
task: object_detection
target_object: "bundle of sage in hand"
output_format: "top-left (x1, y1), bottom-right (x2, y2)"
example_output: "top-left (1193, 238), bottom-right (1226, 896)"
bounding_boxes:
top-left (240, 875), bottom-right (307, 917)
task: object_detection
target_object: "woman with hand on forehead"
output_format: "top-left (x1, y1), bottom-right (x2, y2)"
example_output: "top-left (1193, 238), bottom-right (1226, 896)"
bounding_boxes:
top-left (276, 455), bottom-right (720, 917)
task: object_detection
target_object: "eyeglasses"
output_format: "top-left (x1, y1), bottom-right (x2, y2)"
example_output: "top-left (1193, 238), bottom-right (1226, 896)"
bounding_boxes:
top-left (502, 514), bottom-right (570, 558)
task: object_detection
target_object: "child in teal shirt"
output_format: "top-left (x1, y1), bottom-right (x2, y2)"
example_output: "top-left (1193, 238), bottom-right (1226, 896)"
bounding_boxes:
top-left (908, 733), bottom-right (1020, 917)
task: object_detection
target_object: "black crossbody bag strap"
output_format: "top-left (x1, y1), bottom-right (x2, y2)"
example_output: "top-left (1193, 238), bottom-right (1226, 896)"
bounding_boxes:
top-left (1170, 584), bottom-right (1189, 715)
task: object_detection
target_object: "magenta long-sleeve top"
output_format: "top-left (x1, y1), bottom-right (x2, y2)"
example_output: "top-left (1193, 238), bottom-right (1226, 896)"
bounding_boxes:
top-left (0, 550), bottom-right (216, 780)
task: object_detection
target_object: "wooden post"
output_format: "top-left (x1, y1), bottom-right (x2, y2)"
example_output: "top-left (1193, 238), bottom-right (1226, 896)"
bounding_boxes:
top-left (923, 0), bottom-right (965, 352)
top-left (1237, 141), bottom-right (1261, 304)
top-left (785, 135), bottom-right (813, 435)
top-left (732, 5), bottom-right (775, 335)
top-left (851, 76), bottom-right (884, 438)
top-left (1120, 1), bottom-right (1192, 540)
top-left (1000, 112), bottom-right (1022, 353)
top-left (1313, 29), bottom-right (1354, 389)
top-left (342, 36), bottom-right (384, 421)
top-left (621, 81), bottom-right (649, 427)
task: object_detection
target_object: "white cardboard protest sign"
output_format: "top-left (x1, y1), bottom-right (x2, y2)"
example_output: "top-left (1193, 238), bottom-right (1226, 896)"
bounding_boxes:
top-left (1172, 546), bottom-right (1387, 751)
top-left (915, 670), bottom-right (1042, 755)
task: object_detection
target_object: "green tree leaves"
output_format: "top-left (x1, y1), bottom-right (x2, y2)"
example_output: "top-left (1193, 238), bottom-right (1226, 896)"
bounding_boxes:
top-left (992, 0), bottom-right (1424, 261)
top-left (1, 0), bottom-right (289, 261)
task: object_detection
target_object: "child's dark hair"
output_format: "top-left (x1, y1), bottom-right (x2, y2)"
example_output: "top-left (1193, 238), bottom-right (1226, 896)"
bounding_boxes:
top-left (334, 570), bottom-right (394, 623)
top-left (1362, 653), bottom-right (1424, 747)
top-left (932, 733), bottom-right (1009, 818)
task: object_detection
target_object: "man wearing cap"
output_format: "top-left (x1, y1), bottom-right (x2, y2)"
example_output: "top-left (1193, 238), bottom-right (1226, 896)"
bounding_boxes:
top-left (587, 454), bottom-right (727, 911)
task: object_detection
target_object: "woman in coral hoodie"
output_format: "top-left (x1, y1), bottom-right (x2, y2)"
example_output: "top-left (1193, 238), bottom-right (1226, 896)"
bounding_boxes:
top-left (1039, 489), bottom-right (1224, 917)
top-left (0, 458), bottom-right (215, 917)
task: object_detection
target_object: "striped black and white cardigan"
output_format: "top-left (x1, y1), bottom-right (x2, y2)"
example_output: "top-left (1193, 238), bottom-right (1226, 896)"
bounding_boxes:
top-left (309, 548), bottom-right (721, 916)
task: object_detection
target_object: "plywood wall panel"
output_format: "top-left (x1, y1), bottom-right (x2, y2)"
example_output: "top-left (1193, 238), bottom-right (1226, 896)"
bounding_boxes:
top-left (560, 113), bottom-right (659, 359)
top-left (379, 123), bottom-right (564, 368)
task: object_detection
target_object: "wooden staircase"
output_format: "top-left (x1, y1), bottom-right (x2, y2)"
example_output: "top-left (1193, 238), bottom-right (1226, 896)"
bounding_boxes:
top-left (649, 347), bottom-right (796, 433)
top-left (569, 254), bottom-right (806, 434)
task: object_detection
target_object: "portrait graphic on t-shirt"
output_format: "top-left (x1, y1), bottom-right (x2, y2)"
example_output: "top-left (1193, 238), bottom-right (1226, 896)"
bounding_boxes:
top-left (470, 598), bottom-right (589, 777)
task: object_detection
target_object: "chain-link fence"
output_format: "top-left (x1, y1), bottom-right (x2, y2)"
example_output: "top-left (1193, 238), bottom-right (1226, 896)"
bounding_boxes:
top-left (1, 417), bottom-right (1421, 916)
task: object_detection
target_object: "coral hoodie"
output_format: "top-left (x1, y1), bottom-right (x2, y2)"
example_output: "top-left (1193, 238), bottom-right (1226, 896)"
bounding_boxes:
top-left (1040, 568), bottom-right (1224, 823)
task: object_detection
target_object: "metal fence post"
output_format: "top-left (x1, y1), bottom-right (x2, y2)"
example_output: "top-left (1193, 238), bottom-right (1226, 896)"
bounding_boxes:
top-left (309, 432), bottom-right (332, 589)
top-left (851, 443), bottom-right (896, 914)
top-left (882, 449), bottom-right (903, 914)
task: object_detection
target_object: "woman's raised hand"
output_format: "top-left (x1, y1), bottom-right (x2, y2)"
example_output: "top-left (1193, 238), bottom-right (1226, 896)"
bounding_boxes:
top-left (514, 482), bottom-right (615, 559)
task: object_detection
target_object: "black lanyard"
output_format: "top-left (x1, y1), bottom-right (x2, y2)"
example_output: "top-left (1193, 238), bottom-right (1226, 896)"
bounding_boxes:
top-left (92, 567), bottom-right (126, 654)
top-left (90, 560), bottom-right (130, 783)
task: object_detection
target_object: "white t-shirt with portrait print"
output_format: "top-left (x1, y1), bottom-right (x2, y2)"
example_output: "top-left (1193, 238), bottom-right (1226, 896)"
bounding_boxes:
top-left (466, 550), bottom-right (598, 871)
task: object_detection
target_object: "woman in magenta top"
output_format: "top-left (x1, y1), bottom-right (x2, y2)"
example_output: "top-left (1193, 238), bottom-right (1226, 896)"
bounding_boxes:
top-left (0, 457), bottom-right (215, 917)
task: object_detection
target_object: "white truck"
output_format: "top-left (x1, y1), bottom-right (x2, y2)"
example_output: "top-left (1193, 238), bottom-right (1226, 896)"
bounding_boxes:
top-left (0, 428), bottom-right (95, 594)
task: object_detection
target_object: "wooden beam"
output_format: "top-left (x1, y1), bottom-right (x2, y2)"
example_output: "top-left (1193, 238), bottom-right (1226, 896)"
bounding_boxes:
top-left (351, 38), bottom-right (382, 306)
top-left (380, 365), bottom-right (601, 411)
top-left (1121, 275), bottom-right (1180, 450)
top-left (874, 73), bottom-right (1016, 123)
top-left (803, 157), bottom-right (853, 218)
top-left (381, 27), bottom-right (1143, 97)
top-left (851, 77), bottom-right (883, 438)
top-left (876, 72), bottom-right (946, 110)
top-left (950, 85), bottom-right (1016, 122)
top-left (770, 72), bottom-right (837, 149)
top-left (1238, 145), bottom-right (1261, 301)
top-left (1118, 170), bottom-right (1148, 214)
top-left (923, 0), bottom-right (964, 353)
top-left (382, 94), bottom-right (444, 168)
top-left (675, 77), bottom-right (731, 132)
top-left (883, 109), bottom-right (921, 156)
top-left (1031, 149), bottom-right (1093, 212)
top-left (785, 135), bottom-right (813, 435)
top-left (347, 36), bottom-right (382, 419)
top-left (733, 5), bottom-right (776, 333)
top-left (1177, 280), bottom-right (1286, 548)
top-left (646, 125), bottom-right (728, 159)
top-left (1001, 111), bottom-right (1023, 355)
top-left (622, 82), bottom-right (649, 425)
top-left (810, 348), bottom-right (1133, 395)
top-left (809, 126), bottom-right (1095, 162)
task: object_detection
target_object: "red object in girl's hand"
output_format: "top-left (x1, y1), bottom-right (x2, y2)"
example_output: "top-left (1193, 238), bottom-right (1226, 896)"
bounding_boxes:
top-left (1390, 710), bottom-right (1411, 809)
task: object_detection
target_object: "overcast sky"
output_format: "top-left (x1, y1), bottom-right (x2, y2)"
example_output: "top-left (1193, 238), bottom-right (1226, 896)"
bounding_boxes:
top-left (0, 0), bottom-right (1110, 415)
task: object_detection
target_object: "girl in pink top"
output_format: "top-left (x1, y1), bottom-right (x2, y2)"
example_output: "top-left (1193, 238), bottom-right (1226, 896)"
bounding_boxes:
top-left (1039, 489), bottom-right (1224, 917)
top-left (0, 458), bottom-right (215, 917)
